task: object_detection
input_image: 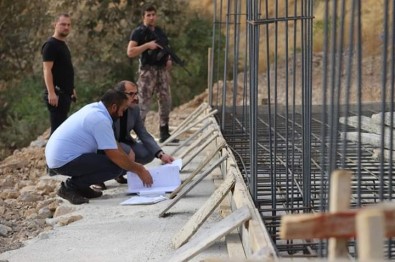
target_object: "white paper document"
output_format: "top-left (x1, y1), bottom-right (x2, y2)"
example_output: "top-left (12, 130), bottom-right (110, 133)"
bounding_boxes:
top-left (127, 159), bottom-right (182, 194)
top-left (120, 195), bottom-right (167, 205)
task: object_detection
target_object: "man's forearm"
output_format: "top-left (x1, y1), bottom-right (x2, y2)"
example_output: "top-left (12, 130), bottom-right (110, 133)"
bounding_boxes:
top-left (127, 43), bottom-right (146, 58)
top-left (105, 147), bottom-right (144, 174)
top-left (105, 147), bottom-right (153, 186)
top-left (43, 69), bottom-right (55, 94)
top-left (127, 41), bottom-right (155, 58)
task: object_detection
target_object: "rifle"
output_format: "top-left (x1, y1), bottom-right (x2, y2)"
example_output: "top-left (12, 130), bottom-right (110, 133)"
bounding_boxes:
top-left (143, 26), bottom-right (192, 76)
top-left (158, 42), bottom-right (192, 76)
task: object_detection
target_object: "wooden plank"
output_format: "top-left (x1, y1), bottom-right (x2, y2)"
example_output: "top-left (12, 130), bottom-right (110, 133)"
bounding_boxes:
top-left (247, 219), bottom-right (271, 257)
top-left (172, 174), bottom-right (236, 248)
top-left (161, 109), bottom-right (218, 146)
top-left (356, 209), bottom-right (385, 262)
top-left (159, 154), bottom-right (228, 217)
top-left (225, 232), bottom-right (246, 260)
top-left (177, 130), bottom-right (213, 160)
top-left (169, 141), bottom-right (226, 199)
top-left (164, 103), bottom-right (208, 141)
top-left (280, 205), bottom-right (395, 239)
top-left (168, 206), bottom-right (251, 262)
top-left (280, 210), bottom-right (356, 239)
top-left (226, 160), bottom-right (277, 257)
top-left (181, 133), bottom-right (219, 170)
top-left (170, 120), bottom-right (212, 156)
top-left (328, 169), bottom-right (352, 260)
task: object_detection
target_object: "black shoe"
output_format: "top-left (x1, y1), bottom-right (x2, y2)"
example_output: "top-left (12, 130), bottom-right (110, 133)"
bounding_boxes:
top-left (57, 182), bottom-right (89, 205)
top-left (46, 166), bottom-right (58, 176)
top-left (159, 124), bottom-right (179, 143)
top-left (114, 175), bottom-right (127, 184)
top-left (91, 183), bottom-right (107, 190)
top-left (77, 187), bottom-right (103, 199)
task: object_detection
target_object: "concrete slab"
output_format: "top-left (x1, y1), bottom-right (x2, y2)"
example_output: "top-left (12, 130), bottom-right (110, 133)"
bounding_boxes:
top-left (0, 144), bottom-right (228, 262)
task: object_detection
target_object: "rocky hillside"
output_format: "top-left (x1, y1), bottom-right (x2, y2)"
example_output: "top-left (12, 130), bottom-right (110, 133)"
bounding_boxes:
top-left (0, 131), bottom-right (66, 253)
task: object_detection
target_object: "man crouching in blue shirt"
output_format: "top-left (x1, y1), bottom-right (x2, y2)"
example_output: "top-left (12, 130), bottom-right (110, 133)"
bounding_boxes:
top-left (45, 89), bottom-right (153, 204)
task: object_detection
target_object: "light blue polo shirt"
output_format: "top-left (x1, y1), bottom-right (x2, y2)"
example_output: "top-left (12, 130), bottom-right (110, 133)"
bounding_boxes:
top-left (45, 101), bottom-right (118, 168)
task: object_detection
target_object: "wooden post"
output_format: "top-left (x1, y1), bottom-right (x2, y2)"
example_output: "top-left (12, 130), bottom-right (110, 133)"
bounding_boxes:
top-left (208, 47), bottom-right (213, 106)
top-left (328, 170), bottom-right (353, 260)
top-left (356, 209), bottom-right (385, 262)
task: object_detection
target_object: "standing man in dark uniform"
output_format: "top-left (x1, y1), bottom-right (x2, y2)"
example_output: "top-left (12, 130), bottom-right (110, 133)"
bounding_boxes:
top-left (127, 5), bottom-right (177, 143)
top-left (42, 13), bottom-right (76, 135)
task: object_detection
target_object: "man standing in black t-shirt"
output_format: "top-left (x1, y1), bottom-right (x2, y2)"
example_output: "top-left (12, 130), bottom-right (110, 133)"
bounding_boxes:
top-left (42, 13), bottom-right (76, 135)
top-left (127, 5), bottom-right (178, 143)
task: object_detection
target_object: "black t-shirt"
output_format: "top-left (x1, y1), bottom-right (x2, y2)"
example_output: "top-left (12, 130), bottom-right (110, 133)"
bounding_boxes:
top-left (130, 25), bottom-right (169, 67)
top-left (42, 37), bottom-right (74, 95)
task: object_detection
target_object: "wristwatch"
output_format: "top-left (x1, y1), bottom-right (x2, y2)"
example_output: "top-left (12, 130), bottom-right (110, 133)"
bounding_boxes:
top-left (157, 151), bottom-right (164, 159)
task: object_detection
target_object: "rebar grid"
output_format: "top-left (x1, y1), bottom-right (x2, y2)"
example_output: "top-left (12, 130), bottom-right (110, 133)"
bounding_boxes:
top-left (210, 0), bottom-right (395, 259)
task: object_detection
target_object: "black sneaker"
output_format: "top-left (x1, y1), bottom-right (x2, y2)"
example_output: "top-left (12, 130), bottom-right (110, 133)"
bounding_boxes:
top-left (91, 183), bottom-right (107, 190)
top-left (57, 182), bottom-right (89, 205)
top-left (159, 124), bottom-right (180, 143)
top-left (77, 187), bottom-right (103, 199)
top-left (114, 175), bottom-right (127, 184)
top-left (46, 166), bottom-right (58, 176)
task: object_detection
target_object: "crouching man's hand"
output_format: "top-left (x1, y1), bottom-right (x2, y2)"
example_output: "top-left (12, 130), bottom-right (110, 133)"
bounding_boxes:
top-left (138, 167), bottom-right (153, 187)
top-left (158, 150), bottom-right (174, 164)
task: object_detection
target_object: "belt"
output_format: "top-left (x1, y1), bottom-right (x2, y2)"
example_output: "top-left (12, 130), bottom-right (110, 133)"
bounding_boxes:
top-left (55, 86), bottom-right (73, 96)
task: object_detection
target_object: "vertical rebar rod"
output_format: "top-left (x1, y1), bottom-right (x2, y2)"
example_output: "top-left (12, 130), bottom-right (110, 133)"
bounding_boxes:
top-left (379, 0), bottom-right (390, 200)
top-left (389, 0), bottom-right (395, 202)
top-left (285, 0), bottom-right (290, 209)
top-left (221, 0), bottom-right (231, 130)
top-left (262, 0), bottom-right (274, 213)
top-left (216, 0), bottom-right (224, 108)
top-left (291, 0), bottom-right (298, 213)
top-left (231, 0), bottom-right (241, 132)
top-left (328, 0), bottom-right (339, 174)
top-left (272, 0), bottom-right (279, 218)
top-left (248, 0), bottom-right (258, 200)
top-left (209, 0), bottom-right (217, 107)
top-left (341, 0), bottom-right (356, 170)
top-left (336, 0), bottom-right (346, 168)
top-left (356, 0), bottom-right (363, 208)
top-left (388, 3), bottom-right (395, 257)
top-left (318, 0), bottom-right (330, 255)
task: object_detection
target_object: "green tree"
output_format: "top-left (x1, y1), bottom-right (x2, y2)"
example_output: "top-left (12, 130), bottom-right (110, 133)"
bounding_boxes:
top-left (168, 15), bottom-right (213, 105)
top-left (0, 0), bottom-right (50, 81)
top-left (0, 0), bottom-right (213, 160)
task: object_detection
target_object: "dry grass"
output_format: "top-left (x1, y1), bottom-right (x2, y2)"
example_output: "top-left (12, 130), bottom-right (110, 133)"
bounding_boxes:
top-left (189, 0), bottom-right (388, 71)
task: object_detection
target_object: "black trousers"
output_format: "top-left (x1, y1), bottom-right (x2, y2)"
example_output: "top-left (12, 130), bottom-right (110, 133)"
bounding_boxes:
top-left (44, 93), bottom-right (72, 135)
top-left (52, 153), bottom-right (126, 190)
top-left (119, 141), bottom-right (155, 165)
